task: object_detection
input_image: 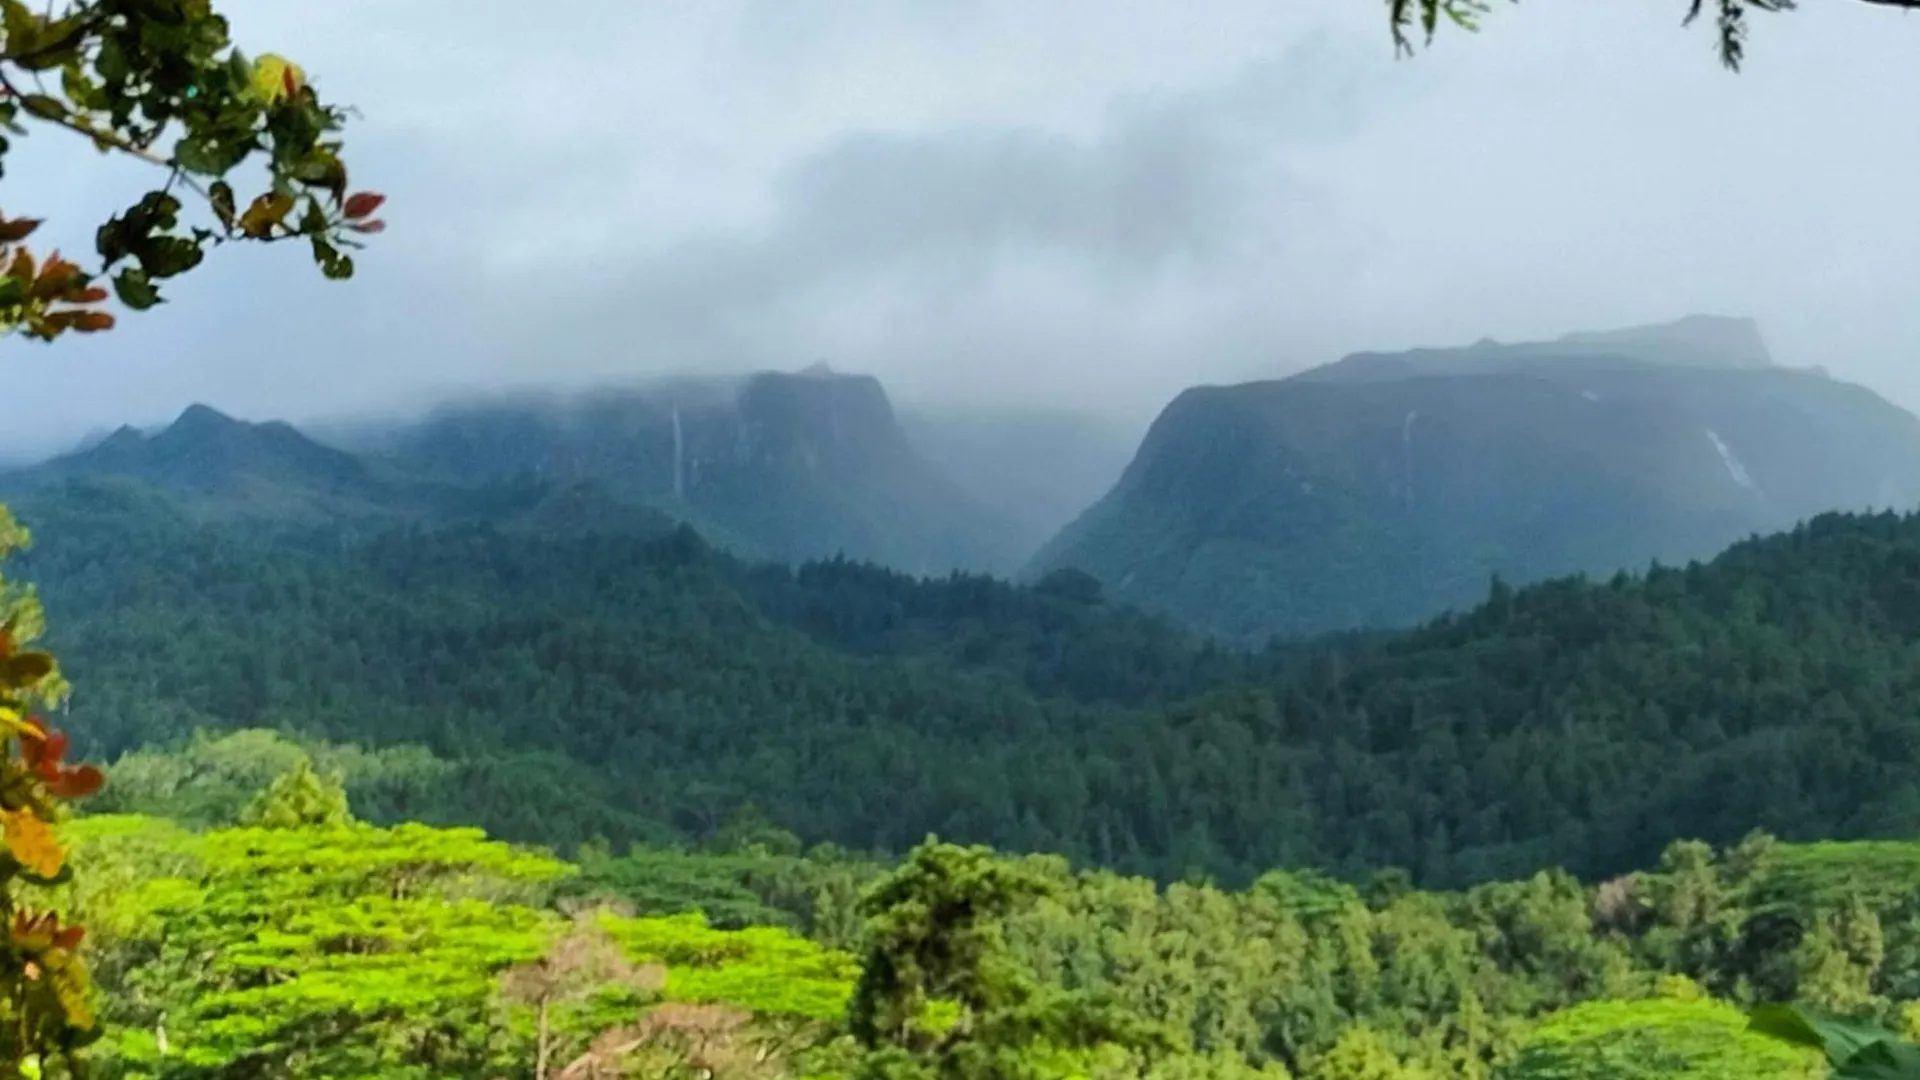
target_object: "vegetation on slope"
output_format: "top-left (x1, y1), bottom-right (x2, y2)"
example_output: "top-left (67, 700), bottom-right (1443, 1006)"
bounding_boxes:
top-left (14, 470), bottom-right (1920, 890)
top-left (48, 749), bottom-right (1920, 1079)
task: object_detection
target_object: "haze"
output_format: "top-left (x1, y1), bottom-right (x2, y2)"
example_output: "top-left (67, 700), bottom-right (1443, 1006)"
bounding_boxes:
top-left (5, 0), bottom-right (1917, 457)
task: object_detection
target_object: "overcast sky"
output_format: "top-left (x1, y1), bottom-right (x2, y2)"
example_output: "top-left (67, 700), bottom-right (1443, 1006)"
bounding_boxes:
top-left (3, 0), bottom-right (1918, 455)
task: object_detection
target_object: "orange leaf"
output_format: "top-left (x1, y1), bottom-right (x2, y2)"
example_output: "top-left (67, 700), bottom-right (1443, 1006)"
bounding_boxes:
top-left (67, 311), bottom-right (114, 333)
top-left (342, 192), bottom-right (385, 220)
top-left (2, 809), bottom-right (63, 877)
top-left (32, 253), bottom-right (82, 300)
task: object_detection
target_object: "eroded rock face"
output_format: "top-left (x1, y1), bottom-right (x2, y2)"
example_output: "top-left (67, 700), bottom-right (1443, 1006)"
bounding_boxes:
top-left (1029, 317), bottom-right (1920, 642)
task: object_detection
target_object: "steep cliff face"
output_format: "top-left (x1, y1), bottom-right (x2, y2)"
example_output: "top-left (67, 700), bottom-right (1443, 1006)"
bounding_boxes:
top-left (383, 369), bottom-right (1026, 574)
top-left (1028, 318), bottom-right (1920, 641)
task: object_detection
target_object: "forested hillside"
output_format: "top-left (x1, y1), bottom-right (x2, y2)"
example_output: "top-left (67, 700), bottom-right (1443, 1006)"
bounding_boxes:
top-left (15, 470), bottom-right (1920, 890)
top-left (53, 749), bottom-right (1920, 1079)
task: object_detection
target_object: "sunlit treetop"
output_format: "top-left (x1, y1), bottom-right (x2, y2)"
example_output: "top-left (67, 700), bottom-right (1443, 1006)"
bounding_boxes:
top-left (1389, 0), bottom-right (1916, 72)
top-left (0, 0), bottom-right (382, 343)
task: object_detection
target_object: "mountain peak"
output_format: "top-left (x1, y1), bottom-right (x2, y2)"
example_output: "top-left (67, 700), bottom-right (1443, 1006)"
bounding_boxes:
top-left (166, 403), bottom-right (245, 439)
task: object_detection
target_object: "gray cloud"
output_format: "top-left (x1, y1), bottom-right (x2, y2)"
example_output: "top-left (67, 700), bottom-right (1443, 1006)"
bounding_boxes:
top-left (2, 0), bottom-right (1918, 455)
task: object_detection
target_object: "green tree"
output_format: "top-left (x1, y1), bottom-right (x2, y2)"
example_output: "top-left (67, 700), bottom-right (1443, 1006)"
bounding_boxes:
top-left (849, 840), bottom-right (1167, 1080)
top-left (67, 816), bottom-right (571, 1076)
top-left (236, 759), bottom-right (350, 830)
top-left (1499, 998), bottom-right (1823, 1080)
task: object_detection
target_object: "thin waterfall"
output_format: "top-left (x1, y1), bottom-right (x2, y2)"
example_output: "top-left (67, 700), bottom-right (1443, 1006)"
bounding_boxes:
top-left (672, 402), bottom-right (685, 499)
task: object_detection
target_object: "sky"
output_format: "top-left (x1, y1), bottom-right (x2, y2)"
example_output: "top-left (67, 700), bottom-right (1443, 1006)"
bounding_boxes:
top-left (4, 0), bottom-right (1919, 456)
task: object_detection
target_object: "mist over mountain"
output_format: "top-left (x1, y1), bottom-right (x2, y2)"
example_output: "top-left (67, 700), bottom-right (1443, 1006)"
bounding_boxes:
top-left (0, 367), bottom-right (1087, 577)
top-left (1030, 316), bottom-right (1920, 641)
top-left (897, 404), bottom-right (1141, 560)
top-left (365, 367), bottom-right (1033, 574)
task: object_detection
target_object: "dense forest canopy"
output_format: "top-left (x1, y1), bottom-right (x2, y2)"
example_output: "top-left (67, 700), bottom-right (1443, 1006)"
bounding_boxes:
top-left (47, 754), bottom-right (1920, 1079)
top-left (11, 473), bottom-right (1920, 894)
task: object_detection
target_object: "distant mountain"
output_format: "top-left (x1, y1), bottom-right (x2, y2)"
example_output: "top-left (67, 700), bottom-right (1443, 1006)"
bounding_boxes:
top-left (0, 368), bottom-right (1046, 574)
top-left (898, 405), bottom-right (1141, 561)
top-left (2, 404), bottom-right (413, 528)
top-left (1028, 315), bottom-right (1920, 641)
top-left (371, 368), bottom-right (1031, 575)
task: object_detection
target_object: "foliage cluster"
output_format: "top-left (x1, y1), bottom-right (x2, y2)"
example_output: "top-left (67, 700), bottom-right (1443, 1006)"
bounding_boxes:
top-left (44, 758), bottom-right (1920, 1080)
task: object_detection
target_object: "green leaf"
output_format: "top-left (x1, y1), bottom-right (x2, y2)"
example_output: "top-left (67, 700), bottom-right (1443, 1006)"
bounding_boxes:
top-left (209, 181), bottom-right (237, 230)
top-left (19, 94), bottom-right (64, 122)
top-left (112, 268), bottom-right (161, 310)
top-left (95, 35), bottom-right (130, 85)
top-left (139, 237), bottom-right (205, 279)
top-left (1749, 1004), bottom-right (1895, 1067)
top-left (310, 236), bottom-right (352, 280)
top-left (173, 135), bottom-right (245, 176)
top-left (1836, 1040), bottom-right (1920, 1080)
top-left (58, 64), bottom-right (100, 109)
top-left (227, 48), bottom-right (253, 92)
top-left (0, 0), bottom-right (36, 44)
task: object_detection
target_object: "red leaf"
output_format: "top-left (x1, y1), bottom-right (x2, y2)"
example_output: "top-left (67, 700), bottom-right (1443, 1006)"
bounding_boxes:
top-left (47, 764), bottom-right (103, 799)
top-left (68, 311), bottom-right (115, 332)
top-left (347, 219), bottom-right (386, 235)
top-left (342, 192), bottom-right (385, 220)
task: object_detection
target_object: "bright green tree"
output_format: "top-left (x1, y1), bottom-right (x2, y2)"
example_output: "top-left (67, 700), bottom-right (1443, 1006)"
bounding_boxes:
top-left (1497, 998), bottom-right (1823, 1080)
top-left (236, 759), bottom-right (350, 830)
top-left (67, 815), bottom-right (569, 1076)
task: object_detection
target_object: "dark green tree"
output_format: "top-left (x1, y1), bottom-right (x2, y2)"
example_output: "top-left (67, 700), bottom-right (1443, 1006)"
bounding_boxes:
top-left (849, 840), bottom-right (1167, 1080)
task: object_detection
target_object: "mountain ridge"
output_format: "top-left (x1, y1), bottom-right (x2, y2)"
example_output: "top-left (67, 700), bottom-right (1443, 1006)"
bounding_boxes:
top-left (0, 368), bottom-right (1058, 576)
top-left (1029, 315), bottom-right (1920, 641)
